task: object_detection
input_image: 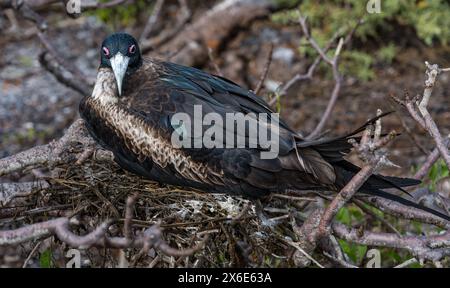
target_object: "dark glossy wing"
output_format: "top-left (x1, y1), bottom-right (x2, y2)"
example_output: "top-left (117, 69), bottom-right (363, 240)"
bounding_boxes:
top-left (119, 59), bottom-right (338, 195)
top-left (124, 59), bottom-right (297, 155)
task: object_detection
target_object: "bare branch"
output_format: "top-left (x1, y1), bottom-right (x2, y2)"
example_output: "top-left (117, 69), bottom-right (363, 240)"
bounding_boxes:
top-left (139, 0), bottom-right (165, 42)
top-left (0, 120), bottom-right (113, 177)
top-left (0, 195), bottom-right (208, 258)
top-left (318, 112), bottom-right (397, 238)
top-left (415, 62), bottom-right (450, 170)
top-left (254, 43), bottom-right (274, 95)
top-left (332, 222), bottom-right (450, 262)
top-left (414, 138), bottom-right (450, 180)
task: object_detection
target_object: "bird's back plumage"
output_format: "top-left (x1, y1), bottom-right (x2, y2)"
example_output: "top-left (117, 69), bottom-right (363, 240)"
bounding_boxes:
top-left (80, 55), bottom-right (450, 221)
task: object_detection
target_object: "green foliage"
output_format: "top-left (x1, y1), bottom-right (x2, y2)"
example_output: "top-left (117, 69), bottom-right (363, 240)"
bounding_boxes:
top-left (376, 43), bottom-right (398, 64)
top-left (341, 50), bottom-right (375, 81)
top-left (428, 159), bottom-right (449, 190)
top-left (338, 239), bottom-right (367, 264)
top-left (336, 206), bottom-right (367, 265)
top-left (336, 205), bottom-right (364, 226)
top-left (89, 0), bottom-right (150, 28)
top-left (271, 0), bottom-right (450, 81)
top-left (39, 249), bottom-right (53, 268)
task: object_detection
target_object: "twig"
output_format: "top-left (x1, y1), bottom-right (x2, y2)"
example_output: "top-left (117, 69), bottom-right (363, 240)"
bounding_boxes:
top-left (274, 29), bottom-right (342, 104)
top-left (416, 62), bottom-right (450, 170)
top-left (284, 239), bottom-right (324, 268)
top-left (332, 222), bottom-right (450, 262)
top-left (353, 199), bottom-right (401, 236)
top-left (366, 196), bottom-right (450, 229)
top-left (317, 110), bottom-right (397, 238)
top-left (39, 51), bottom-right (91, 96)
top-left (139, 0), bottom-right (165, 42)
top-left (0, 195), bottom-right (208, 257)
top-left (207, 47), bottom-right (223, 77)
top-left (22, 240), bottom-right (42, 268)
top-left (414, 138), bottom-right (450, 180)
top-left (293, 11), bottom-right (345, 140)
top-left (396, 64), bottom-right (450, 172)
top-left (323, 252), bottom-right (358, 268)
top-left (254, 43), bottom-right (274, 95)
top-left (394, 258), bottom-right (418, 268)
top-left (141, 0), bottom-right (191, 52)
top-left (124, 193), bottom-right (138, 240)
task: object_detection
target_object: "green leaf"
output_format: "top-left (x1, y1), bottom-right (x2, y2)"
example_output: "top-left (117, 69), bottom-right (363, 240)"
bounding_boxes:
top-left (39, 249), bottom-right (53, 268)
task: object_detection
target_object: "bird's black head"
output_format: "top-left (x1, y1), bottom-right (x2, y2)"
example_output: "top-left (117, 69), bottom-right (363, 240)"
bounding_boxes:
top-left (100, 33), bottom-right (142, 95)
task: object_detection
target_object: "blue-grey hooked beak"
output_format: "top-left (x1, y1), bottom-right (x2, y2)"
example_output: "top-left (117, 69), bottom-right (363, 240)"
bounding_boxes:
top-left (110, 52), bottom-right (130, 96)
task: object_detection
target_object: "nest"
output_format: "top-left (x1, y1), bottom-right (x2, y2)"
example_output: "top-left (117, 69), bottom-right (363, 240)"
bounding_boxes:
top-left (0, 159), bottom-right (319, 268)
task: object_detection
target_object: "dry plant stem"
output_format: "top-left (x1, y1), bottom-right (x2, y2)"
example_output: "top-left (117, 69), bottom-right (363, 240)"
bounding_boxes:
top-left (394, 258), bottom-right (418, 268)
top-left (81, 0), bottom-right (130, 10)
top-left (139, 0), bottom-right (165, 42)
top-left (0, 181), bottom-right (49, 205)
top-left (323, 252), bottom-right (358, 268)
top-left (414, 138), bottom-right (450, 180)
top-left (124, 193), bottom-right (138, 240)
top-left (2, 0), bottom-right (92, 93)
top-left (149, 0), bottom-right (271, 67)
top-left (296, 11), bottom-right (344, 140)
top-left (37, 31), bottom-right (90, 85)
top-left (395, 63), bottom-right (450, 172)
top-left (254, 43), bottom-right (274, 95)
top-left (275, 17), bottom-right (362, 102)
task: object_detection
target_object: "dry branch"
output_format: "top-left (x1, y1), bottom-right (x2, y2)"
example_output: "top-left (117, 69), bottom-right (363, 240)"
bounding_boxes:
top-left (317, 110), bottom-right (396, 238)
top-left (332, 222), bottom-right (450, 262)
top-left (148, 0), bottom-right (274, 67)
top-left (0, 119), bottom-right (113, 178)
top-left (0, 195), bottom-right (208, 256)
top-left (393, 63), bottom-right (450, 173)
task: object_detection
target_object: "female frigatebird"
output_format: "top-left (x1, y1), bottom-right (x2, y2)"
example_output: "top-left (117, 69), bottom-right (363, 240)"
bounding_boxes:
top-left (79, 33), bottom-right (450, 221)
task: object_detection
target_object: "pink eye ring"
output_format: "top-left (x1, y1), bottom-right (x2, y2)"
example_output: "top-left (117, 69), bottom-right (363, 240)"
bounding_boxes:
top-left (128, 44), bottom-right (136, 54)
top-left (102, 47), bottom-right (110, 57)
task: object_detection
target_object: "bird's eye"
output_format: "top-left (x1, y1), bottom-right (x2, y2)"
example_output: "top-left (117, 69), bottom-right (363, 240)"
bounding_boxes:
top-left (102, 47), bottom-right (110, 57)
top-left (128, 44), bottom-right (136, 54)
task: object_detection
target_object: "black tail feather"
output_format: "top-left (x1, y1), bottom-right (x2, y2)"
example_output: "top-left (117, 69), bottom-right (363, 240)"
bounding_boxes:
top-left (363, 188), bottom-right (450, 222)
top-left (334, 162), bottom-right (449, 222)
top-left (299, 110), bottom-right (450, 222)
top-left (336, 160), bottom-right (417, 198)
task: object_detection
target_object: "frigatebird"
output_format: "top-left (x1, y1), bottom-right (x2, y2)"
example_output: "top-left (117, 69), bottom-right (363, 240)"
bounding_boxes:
top-left (79, 33), bottom-right (450, 221)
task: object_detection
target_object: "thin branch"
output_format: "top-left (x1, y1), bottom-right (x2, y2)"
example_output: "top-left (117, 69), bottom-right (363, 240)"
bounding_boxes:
top-left (416, 62), bottom-right (450, 170)
top-left (207, 47), bottom-right (223, 77)
top-left (254, 43), bottom-right (274, 95)
top-left (414, 138), bottom-right (450, 180)
top-left (139, 0), bottom-right (165, 42)
top-left (0, 195), bottom-right (208, 257)
top-left (318, 111), bottom-right (397, 238)
top-left (332, 222), bottom-right (450, 262)
top-left (39, 51), bottom-right (91, 96)
top-left (366, 195), bottom-right (450, 229)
